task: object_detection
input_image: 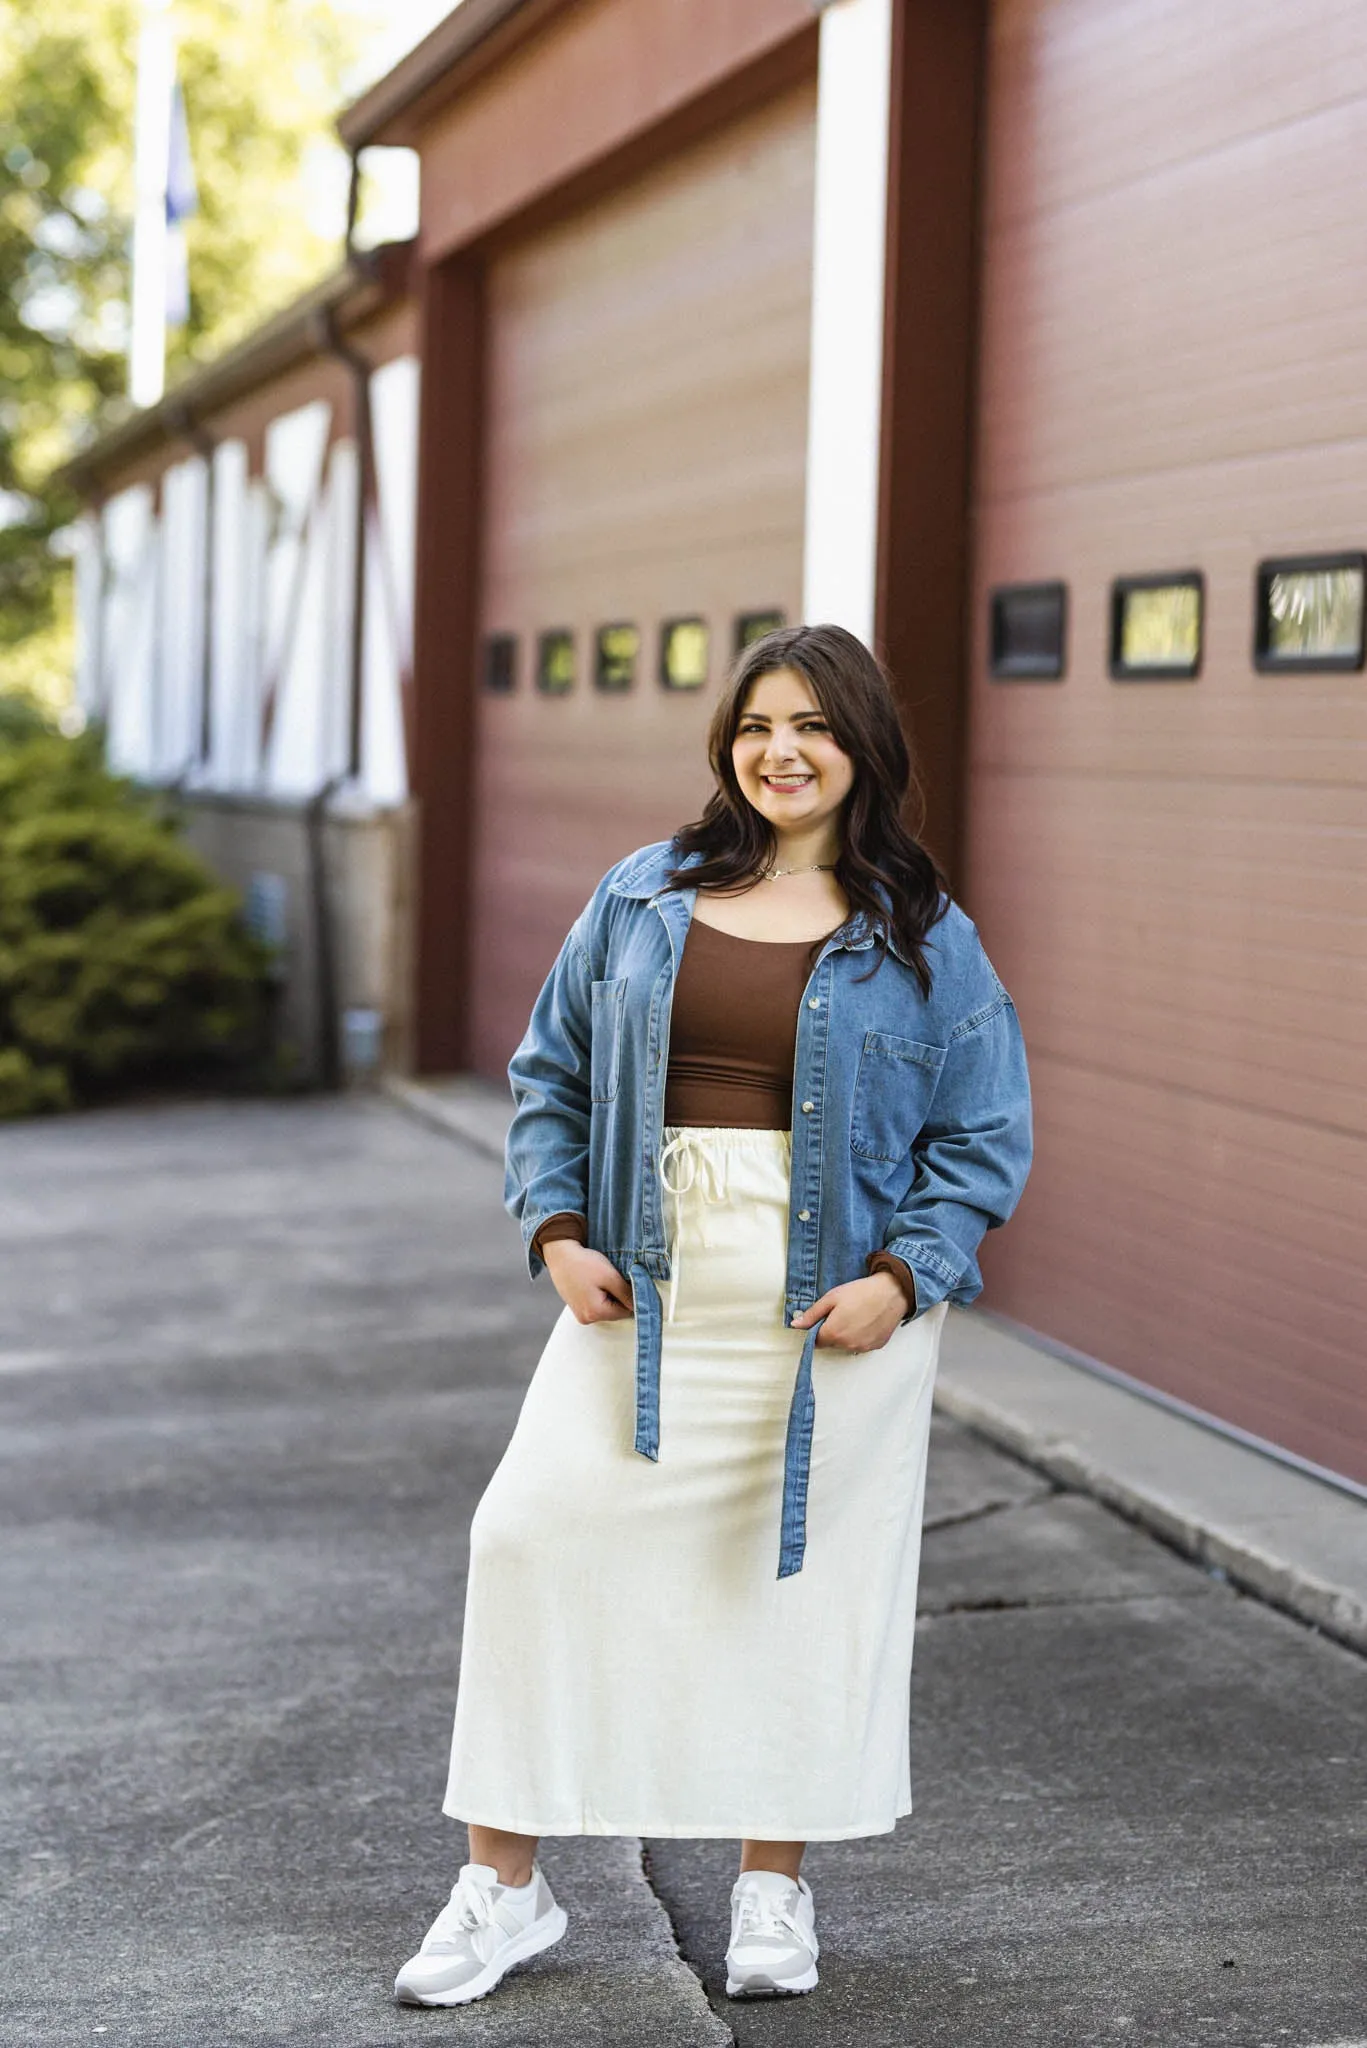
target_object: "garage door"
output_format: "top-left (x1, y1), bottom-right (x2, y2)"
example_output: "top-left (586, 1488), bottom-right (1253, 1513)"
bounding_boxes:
top-left (964, 2), bottom-right (1367, 1482)
top-left (469, 77), bottom-right (817, 1079)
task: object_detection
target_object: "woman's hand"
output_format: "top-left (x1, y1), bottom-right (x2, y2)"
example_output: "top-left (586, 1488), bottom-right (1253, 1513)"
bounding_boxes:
top-left (543, 1239), bottom-right (635, 1324)
top-left (791, 1271), bottom-right (907, 1353)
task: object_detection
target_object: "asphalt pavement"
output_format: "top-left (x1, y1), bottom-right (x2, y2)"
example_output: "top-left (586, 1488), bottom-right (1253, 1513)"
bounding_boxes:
top-left (1, 1096), bottom-right (1363, 2047)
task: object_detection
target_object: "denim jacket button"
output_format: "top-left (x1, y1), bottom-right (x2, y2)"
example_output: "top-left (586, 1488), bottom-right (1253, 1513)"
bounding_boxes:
top-left (808, 997), bottom-right (820, 1009)
top-left (797, 1209), bottom-right (810, 1222)
top-left (801, 1100), bottom-right (815, 1113)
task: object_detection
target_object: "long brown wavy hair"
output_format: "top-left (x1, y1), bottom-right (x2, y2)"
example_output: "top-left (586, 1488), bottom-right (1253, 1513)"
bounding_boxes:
top-left (665, 623), bottom-right (947, 994)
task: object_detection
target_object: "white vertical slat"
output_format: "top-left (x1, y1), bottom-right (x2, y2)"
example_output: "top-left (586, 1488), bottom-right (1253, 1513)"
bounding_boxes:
top-left (102, 482), bottom-right (160, 779)
top-left (265, 435), bottom-right (358, 798)
top-left (72, 512), bottom-right (105, 719)
top-left (263, 502), bottom-right (327, 797)
top-left (322, 437), bottom-right (359, 781)
top-left (801, 0), bottom-right (894, 639)
top-left (362, 352), bottom-right (419, 804)
top-left (259, 399), bottom-right (332, 791)
top-left (233, 475), bottom-right (271, 788)
top-left (156, 454), bottom-right (207, 778)
top-left (205, 437), bottom-right (246, 789)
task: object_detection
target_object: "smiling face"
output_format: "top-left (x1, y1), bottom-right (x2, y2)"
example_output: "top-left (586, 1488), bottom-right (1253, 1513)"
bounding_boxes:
top-left (730, 666), bottom-right (856, 845)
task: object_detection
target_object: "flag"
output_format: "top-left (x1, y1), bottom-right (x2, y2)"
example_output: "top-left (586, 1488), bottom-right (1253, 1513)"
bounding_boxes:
top-left (164, 74), bottom-right (197, 328)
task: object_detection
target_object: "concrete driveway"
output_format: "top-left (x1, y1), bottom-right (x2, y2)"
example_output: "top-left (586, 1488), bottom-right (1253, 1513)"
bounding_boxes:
top-left (0, 1097), bottom-right (1362, 2046)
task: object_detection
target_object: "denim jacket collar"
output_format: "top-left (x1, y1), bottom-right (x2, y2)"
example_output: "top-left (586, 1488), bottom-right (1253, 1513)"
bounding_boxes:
top-left (606, 841), bottom-right (700, 897)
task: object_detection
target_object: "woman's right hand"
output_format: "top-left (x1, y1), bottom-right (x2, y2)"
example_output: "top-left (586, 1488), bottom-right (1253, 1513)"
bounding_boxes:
top-left (543, 1240), bottom-right (635, 1324)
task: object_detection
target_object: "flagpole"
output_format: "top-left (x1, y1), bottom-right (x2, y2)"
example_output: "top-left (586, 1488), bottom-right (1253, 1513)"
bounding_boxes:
top-left (130, 0), bottom-right (173, 407)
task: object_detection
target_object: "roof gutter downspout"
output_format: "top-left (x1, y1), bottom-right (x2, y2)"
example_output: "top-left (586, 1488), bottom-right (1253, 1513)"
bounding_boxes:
top-left (301, 263), bottom-right (375, 1092)
top-left (304, 773), bottom-right (346, 1092)
top-left (345, 146), bottom-right (362, 266)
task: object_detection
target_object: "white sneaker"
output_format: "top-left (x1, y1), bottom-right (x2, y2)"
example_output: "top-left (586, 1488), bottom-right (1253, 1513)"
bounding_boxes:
top-left (725, 1869), bottom-right (820, 1998)
top-left (394, 1860), bottom-right (567, 2006)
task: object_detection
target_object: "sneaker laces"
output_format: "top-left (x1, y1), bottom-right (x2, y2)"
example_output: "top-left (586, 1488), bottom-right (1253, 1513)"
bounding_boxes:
top-left (735, 1885), bottom-right (804, 1946)
top-left (425, 1873), bottom-right (500, 1951)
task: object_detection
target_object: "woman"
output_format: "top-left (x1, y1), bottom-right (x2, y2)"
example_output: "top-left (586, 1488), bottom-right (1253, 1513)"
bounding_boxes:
top-left (395, 623), bottom-right (1032, 2008)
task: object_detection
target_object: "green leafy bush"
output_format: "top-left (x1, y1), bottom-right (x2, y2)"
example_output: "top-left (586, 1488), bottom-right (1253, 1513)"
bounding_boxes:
top-left (0, 708), bottom-right (273, 1117)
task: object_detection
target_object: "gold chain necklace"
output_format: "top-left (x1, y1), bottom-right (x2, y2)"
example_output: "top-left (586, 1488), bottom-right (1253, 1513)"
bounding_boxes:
top-left (762, 862), bottom-right (836, 880)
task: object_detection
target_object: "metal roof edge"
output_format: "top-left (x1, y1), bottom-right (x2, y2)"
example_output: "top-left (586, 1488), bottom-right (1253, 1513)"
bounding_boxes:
top-left (338, 0), bottom-right (555, 150)
top-left (60, 242), bottom-right (415, 494)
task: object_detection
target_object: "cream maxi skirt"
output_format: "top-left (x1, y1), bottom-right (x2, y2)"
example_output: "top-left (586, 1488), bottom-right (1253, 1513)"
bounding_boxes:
top-left (443, 1125), bottom-right (946, 1842)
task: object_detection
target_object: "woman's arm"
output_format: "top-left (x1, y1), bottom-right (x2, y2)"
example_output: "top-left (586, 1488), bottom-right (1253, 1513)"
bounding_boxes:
top-left (875, 985), bottom-right (1033, 1313)
top-left (504, 920), bottom-right (597, 1278)
top-left (504, 856), bottom-right (644, 1322)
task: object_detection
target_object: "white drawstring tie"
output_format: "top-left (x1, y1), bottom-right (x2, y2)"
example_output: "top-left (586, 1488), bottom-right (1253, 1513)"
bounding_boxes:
top-left (658, 1130), bottom-right (731, 1324)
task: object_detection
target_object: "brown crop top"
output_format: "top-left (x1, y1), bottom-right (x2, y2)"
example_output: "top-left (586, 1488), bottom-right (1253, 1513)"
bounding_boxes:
top-left (532, 916), bottom-right (917, 1315)
top-left (663, 915), bottom-right (823, 1128)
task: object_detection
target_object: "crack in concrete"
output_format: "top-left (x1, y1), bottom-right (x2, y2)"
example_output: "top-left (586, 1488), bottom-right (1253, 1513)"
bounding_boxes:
top-left (922, 1487), bottom-right (1058, 1534)
top-left (638, 1840), bottom-right (738, 2047)
top-left (941, 1398), bottom-right (1367, 1660)
top-left (919, 1584), bottom-right (1213, 1618)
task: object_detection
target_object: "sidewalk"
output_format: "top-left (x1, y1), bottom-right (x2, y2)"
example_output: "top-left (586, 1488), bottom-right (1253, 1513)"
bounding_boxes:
top-left (4, 1092), bottom-right (1363, 2047)
top-left (0, 1097), bottom-right (726, 2048)
top-left (388, 1071), bottom-right (1367, 1658)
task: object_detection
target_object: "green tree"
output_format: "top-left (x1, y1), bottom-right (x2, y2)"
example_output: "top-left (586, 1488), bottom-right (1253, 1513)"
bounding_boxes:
top-left (0, 0), bottom-right (372, 704)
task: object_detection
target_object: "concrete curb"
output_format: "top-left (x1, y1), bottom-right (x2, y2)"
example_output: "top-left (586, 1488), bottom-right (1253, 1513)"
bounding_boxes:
top-left (933, 1374), bottom-right (1367, 1656)
top-left (381, 1074), bottom-right (508, 1163)
top-left (936, 1314), bottom-right (1367, 1659)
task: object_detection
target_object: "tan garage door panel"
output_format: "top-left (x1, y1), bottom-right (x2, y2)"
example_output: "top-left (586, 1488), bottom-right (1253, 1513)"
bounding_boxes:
top-left (470, 79), bottom-right (816, 1079)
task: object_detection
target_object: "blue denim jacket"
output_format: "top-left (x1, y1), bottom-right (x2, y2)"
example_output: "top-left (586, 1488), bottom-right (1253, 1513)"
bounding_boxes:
top-left (505, 838), bottom-right (1032, 1577)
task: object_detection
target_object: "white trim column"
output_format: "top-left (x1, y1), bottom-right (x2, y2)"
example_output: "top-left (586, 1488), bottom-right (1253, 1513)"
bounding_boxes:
top-left (72, 512), bottom-right (106, 721)
top-left (800, 0), bottom-right (895, 640)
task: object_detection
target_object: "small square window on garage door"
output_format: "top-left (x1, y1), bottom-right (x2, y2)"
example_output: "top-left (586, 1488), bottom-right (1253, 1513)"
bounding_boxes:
top-left (1254, 553), bottom-right (1367, 673)
top-left (660, 618), bottom-right (710, 690)
top-left (595, 623), bottom-right (639, 691)
top-left (989, 582), bottom-right (1067, 679)
top-left (537, 629), bottom-right (575, 694)
top-left (483, 633), bottom-right (517, 693)
top-left (1110, 572), bottom-right (1203, 681)
top-left (734, 609), bottom-right (786, 652)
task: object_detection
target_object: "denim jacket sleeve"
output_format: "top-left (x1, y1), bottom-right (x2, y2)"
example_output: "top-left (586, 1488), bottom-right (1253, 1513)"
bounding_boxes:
top-left (504, 913), bottom-right (595, 1277)
top-left (879, 983), bottom-right (1033, 1313)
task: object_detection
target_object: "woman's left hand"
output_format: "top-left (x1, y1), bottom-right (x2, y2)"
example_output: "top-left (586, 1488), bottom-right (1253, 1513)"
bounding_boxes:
top-left (791, 1271), bottom-right (907, 1353)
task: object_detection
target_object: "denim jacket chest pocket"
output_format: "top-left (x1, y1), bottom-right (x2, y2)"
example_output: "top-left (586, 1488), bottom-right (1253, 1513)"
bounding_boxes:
top-left (850, 1030), bottom-right (948, 1162)
top-left (589, 977), bottom-right (628, 1102)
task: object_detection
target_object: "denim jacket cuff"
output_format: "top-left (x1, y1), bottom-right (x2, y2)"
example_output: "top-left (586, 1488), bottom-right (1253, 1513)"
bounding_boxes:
top-left (883, 1236), bottom-right (972, 1313)
top-left (520, 1191), bottom-right (590, 1280)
